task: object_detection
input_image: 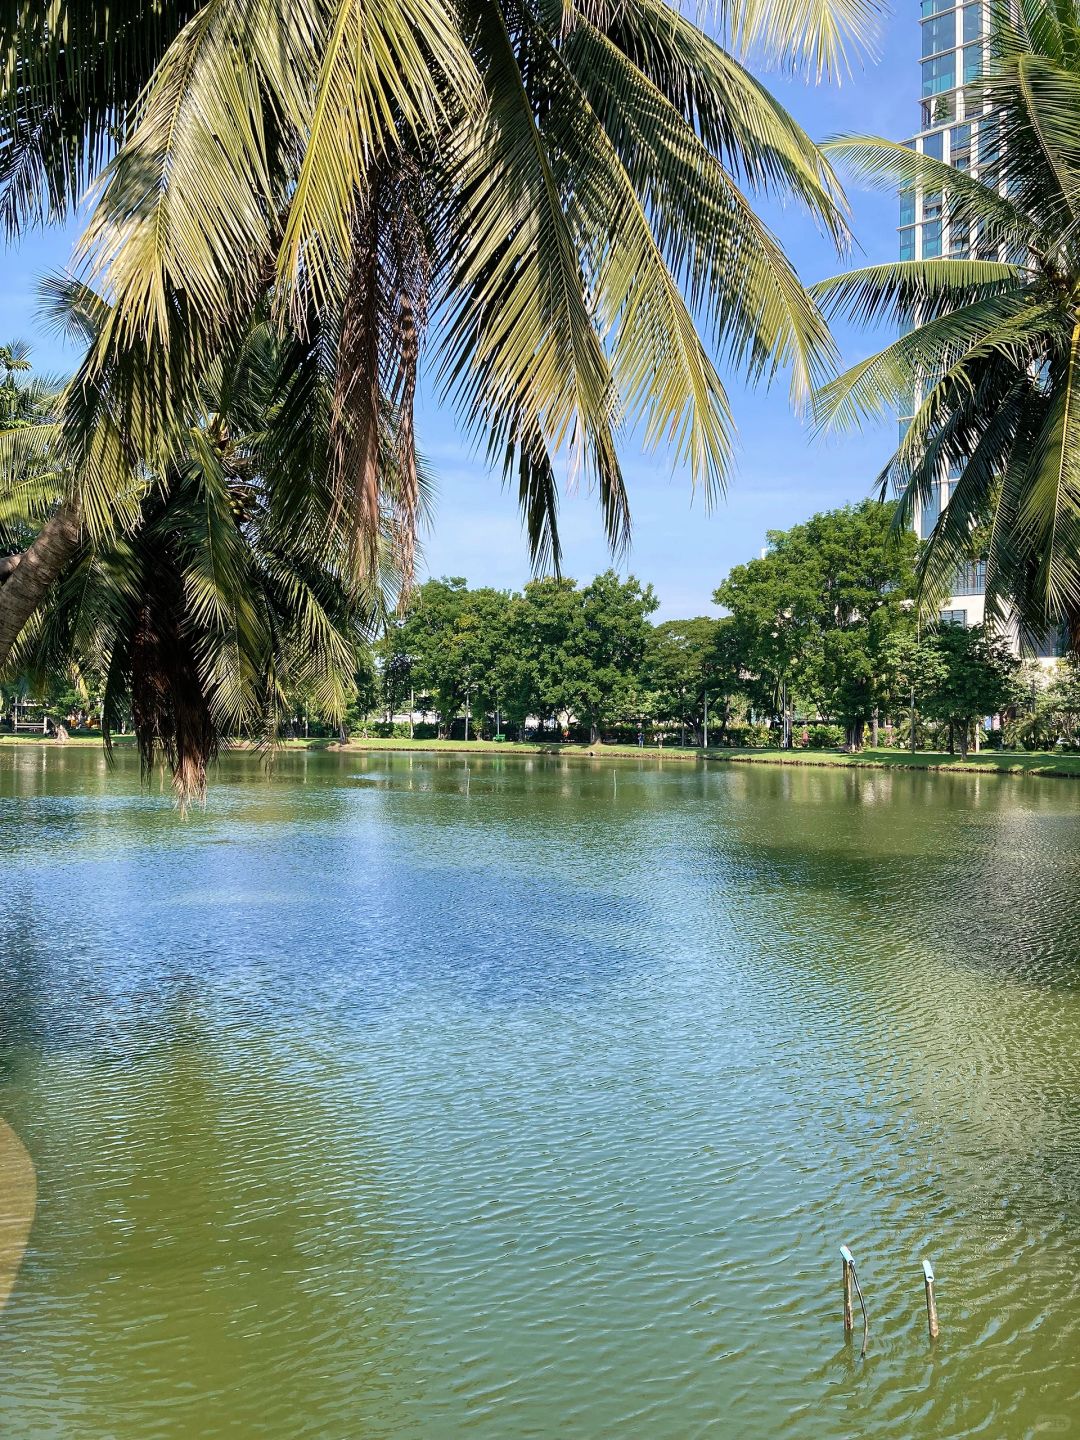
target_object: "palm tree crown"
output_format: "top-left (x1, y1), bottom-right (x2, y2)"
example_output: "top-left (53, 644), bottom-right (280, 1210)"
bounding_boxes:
top-left (2, 0), bottom-right (876, 565)
top-left (814, 0), bottom-right (1080, 649)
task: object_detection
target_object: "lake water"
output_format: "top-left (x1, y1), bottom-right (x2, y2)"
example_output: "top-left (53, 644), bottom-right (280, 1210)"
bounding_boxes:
top-left (0, 746), bottom-right (1078, 1438)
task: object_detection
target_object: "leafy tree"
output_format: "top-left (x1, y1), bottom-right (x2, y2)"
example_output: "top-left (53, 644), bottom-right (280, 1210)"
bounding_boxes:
top-left (918, 623), bottom-right (1018, 757)
top-left (567, 572), bottom-right (659, 743)
top-left (646, 617), bottom-right (719, 743)
top-left (1046, 656), bottom-right (1080, 742)
top-left (503, 571), bottom-right (658, 740)
top-left (385, 579), bottom-right (518, 735)
top-left (445, 587), bottom-right (516, 737)
top-left (386, 578), bottom-right (469, 735)
top-left (704, 618), bottom-right (751, 742)
top-left (881, 628), bottom-right (948, 754)
top-left (814, 0), bottom-right (1080, 649)
top-left (513, 577), bottom-right (583, 735)
top-left (342, 650), bottom-right (381, 736)
top-left (715, 500), bottom-right (918, 746)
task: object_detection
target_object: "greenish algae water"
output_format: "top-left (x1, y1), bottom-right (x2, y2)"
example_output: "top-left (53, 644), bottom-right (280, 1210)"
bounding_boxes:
top-left (1, 746), bottom-right (1079, 1438)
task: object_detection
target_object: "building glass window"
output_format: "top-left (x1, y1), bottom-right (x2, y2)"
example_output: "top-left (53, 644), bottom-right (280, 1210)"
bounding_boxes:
top-left (922, 12), bottom-right (955, 55)
top-left (923, 129), bottom-right (945, 161)
top-left (923, 190), bottom-right (943, 219)
top-left (900, 188), bottom-right (916, 225)
top-left (963, 43), bottom-right (983, 81)
top-left (921, 0), bottom-right (955, 15)
top-left (953, 561), bottom-right (986, 596)
top-left (922, 53), bottom-right (956, 95)
top-left (922, 93), bottom-right (956, 127)
top-left (950, 220), bottom-right (970, 252)
top-left (922, 218), bottom-right (943, 257)
top-left (963, 4), bottom-right (982, 40)
top-left (899, 227), bottom-right (916, 260)
top-left (939, 609), bottom-right (968, 626)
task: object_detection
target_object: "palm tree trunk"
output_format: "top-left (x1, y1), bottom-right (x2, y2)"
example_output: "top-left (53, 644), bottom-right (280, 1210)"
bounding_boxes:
top-left (0, 501), bottom-right (81, 671)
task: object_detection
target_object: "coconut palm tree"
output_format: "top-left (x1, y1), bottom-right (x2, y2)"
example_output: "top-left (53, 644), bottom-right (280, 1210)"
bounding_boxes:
top-left (0, 0), bottom-right (876, 615)
top-left (813, 0), bottom-right (1080, 650)
top-left (2, 282), bottom-right (409, 800)
top-left (0, 0), bottom-right (883, 793)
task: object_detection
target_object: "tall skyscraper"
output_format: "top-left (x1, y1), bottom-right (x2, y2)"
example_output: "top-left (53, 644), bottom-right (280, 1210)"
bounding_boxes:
top-left (902, 0), bottom-right (994, 628)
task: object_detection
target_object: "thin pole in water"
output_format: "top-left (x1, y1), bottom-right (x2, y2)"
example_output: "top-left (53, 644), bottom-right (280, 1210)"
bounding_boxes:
top-left (922, 1259), bottom-right (939, 1341)
top-left (840, 1246), bottom-right (869, 1357)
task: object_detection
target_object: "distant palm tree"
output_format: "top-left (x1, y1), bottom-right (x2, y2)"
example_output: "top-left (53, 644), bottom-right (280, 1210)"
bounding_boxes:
top-left (813, 0), bottom-right (1080, 649)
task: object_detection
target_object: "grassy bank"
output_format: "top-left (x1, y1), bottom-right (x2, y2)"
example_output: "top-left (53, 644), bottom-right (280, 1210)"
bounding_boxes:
top-left (5, 731), bottom-right (1080, 778)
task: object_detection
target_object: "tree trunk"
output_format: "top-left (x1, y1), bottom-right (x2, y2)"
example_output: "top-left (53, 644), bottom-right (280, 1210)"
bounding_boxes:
top-left (0, 502), bottom-right (82, 671)
top-left (871, 706), bottom-right (879, 748)
top-left (958, 724), bottom-right (968, 759)
top-left (589, 722), bottom-right (599, 745)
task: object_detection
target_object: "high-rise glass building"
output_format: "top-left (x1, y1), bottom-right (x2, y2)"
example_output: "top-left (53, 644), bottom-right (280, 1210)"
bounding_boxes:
top-left (902, 0), bottom-right (995, 628)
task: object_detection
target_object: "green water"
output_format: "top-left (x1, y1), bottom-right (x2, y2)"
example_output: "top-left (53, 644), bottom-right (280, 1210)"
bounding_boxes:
top-left (1, 747), bottom-right (1079, 1438)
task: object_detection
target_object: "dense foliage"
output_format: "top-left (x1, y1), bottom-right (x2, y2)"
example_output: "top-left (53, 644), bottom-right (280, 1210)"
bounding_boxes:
top-left (0, 0), bottom-right (881, 796)
top-left (6, 493), bottom-right (1066, 754)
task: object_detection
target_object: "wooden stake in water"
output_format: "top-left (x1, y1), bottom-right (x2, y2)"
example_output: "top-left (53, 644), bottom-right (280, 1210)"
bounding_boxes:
top-left (922, 1259), bottom-right (939, 1341)
top-left (841, 1245), bottom-right (854, 1333)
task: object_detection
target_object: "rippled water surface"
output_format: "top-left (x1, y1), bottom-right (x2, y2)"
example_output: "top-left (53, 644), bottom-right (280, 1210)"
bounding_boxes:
top-left (1, 747), bottom-right (1079, 1438)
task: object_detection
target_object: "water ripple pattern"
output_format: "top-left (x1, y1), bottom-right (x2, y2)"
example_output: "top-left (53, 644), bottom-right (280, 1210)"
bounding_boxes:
top-left (0, 748), bottom-right (1078, 1437)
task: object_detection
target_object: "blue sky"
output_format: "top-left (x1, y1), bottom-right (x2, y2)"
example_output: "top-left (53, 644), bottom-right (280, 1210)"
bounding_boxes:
top-left (2, 5), bottom-right (917, 620)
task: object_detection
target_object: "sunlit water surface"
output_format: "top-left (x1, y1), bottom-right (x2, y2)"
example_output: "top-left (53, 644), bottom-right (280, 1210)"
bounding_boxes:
top-left (1, 747), bottom-right (1079, 1438)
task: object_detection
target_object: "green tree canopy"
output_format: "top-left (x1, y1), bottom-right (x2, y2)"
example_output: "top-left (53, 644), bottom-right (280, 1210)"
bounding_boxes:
top-left (916, 623), bottom-right (1018, 757)
top-left (714, 499), bottom-right (918, 744)
top-left (646, 617), bottom-right (720, 742)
